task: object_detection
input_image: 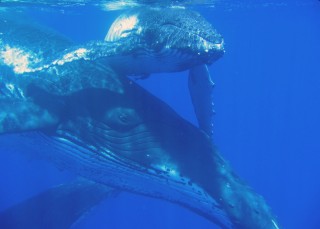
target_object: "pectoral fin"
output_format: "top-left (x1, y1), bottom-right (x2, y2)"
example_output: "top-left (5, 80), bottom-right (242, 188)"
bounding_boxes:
top-left (0, 179), bottom-right (116, 229)
top-left (188, 64), bottom-right (214, 137)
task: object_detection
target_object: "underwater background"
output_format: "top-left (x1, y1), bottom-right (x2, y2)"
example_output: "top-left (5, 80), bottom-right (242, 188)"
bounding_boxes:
top-left (0, 0), bottom-right (320, 228)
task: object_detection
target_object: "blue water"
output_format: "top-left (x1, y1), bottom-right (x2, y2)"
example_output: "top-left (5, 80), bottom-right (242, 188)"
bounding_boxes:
top-left (0, 1), bottom-right (320, 229)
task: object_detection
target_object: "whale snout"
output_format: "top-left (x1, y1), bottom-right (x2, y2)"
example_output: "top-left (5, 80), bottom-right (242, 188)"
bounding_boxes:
top-left (203, 38), bottom-right (225, 65)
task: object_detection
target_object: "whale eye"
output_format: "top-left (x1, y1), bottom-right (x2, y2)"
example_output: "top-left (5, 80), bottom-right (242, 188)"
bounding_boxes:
top-left (161, 22), bottom-right (176, 27)
top-left (104, 107), bottom-right (141, 130)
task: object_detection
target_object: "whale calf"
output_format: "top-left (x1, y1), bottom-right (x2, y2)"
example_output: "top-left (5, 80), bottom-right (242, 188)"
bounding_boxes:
top-left (0, 8), bottom-right (280, 229)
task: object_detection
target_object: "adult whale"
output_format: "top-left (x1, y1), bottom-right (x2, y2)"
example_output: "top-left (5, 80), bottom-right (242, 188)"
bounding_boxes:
top-left (0, 75), bottom-right (280, 229)
top-left (0, 7), bottom-right (279, 229)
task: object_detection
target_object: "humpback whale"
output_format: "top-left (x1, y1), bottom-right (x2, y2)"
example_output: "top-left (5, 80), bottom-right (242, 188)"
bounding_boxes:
top-left (0, 7), bottom-right (223, 136)
top-left (0, 7), bottom-right (280, 229)
top-left (104, 7), bottom-right (224, 75)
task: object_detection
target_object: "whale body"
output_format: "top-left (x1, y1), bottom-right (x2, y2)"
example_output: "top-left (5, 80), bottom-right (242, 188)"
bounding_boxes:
top-left (0, 8), bottom-right (280, 229)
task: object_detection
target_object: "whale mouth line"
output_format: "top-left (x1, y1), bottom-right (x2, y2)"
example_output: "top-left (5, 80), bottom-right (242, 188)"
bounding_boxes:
top-left (40, 126), bottom-right (234, 229)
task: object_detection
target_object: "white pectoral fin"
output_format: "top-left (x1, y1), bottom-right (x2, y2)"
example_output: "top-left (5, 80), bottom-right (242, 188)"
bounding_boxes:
top-left (188, 64), bottom-right (214, 137)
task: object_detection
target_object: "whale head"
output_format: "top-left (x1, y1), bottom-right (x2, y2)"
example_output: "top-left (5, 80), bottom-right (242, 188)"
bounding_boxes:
top-left (105, 7), bottom-right (224, 75)
top-left (24, 75), bottom-right (279, 229)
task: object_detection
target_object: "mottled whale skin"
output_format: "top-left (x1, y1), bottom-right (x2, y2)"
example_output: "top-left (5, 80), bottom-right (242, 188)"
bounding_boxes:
top-left (0, 8), bottom-right (280, 229)
top-left (105, 7), bottom-right (224, 75)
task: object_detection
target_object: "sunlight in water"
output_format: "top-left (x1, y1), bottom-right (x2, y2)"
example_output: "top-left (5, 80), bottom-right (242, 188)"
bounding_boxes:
top-left (103, 0), bottom-right (141, 11)
top-left (0, 0), bottom-right (317, 12)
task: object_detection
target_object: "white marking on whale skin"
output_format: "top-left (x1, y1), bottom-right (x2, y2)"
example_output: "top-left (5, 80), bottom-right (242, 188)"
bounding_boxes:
top-left (105, 14), bottom-right (140, 42)
top-left (214, 40), bottom-right (224, 50)
top-left (0, 45), bottom-right (42, 74)
top-left (0, 82), bottom-right (24, 99)
top-left (53, 48), bottom-right (89, 65)
top-left (0, 45), bottom-right (91, 74)
top-left (154, 164), bottom-right (179, 177)
top-left (5, 83), bottom-right (14, 93)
